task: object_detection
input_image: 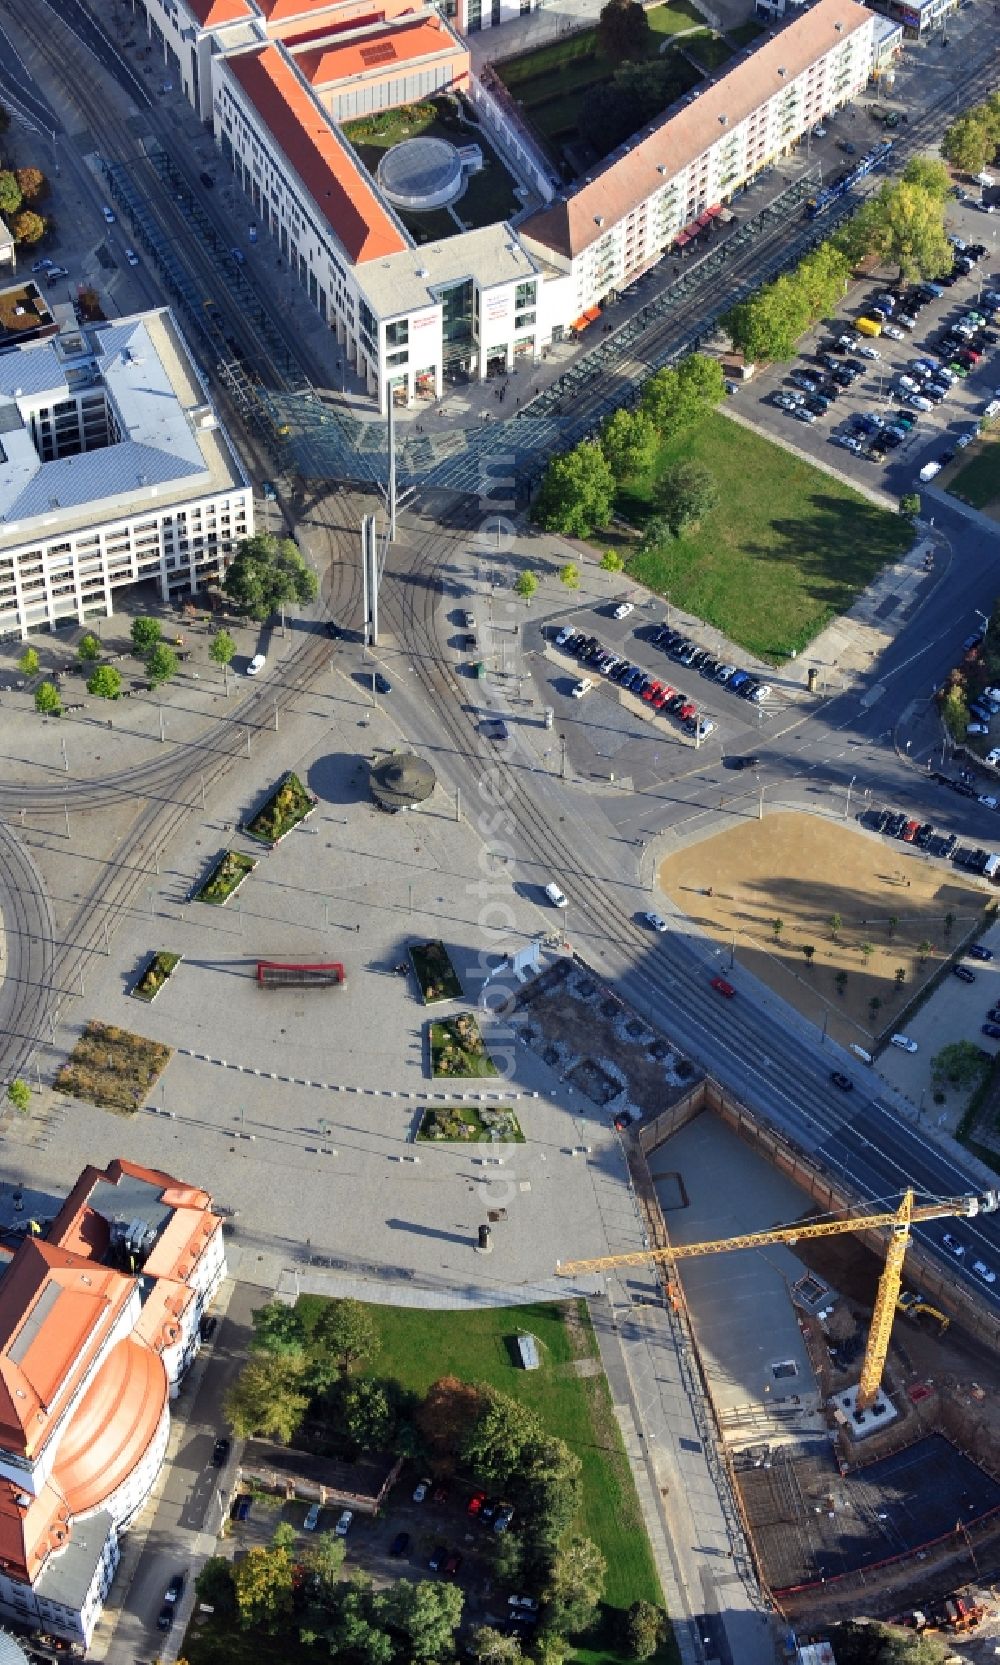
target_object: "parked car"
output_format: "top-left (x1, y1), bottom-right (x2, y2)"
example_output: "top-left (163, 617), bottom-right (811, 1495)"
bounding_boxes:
top-left (968, 946), bottom-right (995, 961)
top-left (390, 1531), bottom-right (411, 1557)
top-left (467, 1490), bottom-right (487, 1516)
top-left (973, 1259), bottom-right (997, 1283)
top-left (942, 1232), bottom-right (966, 1257)
top-left (212, 1436), bottom-right (231, 1467)
top-left (164, 1573), bottom-right (186, 1604)
top-left (890, 1034), bottom-right (918, 1053)
top-left (571, 677), bottom-right (593, 699)
top-left (304, 1504), bottom-right (322, 1532)
top-left (613, 601), bottom-right (634, 620)
top-left (246, 653), bottom-right (266, 676)
top-left (413, 1477), bottom-right (432, 1502)
top-left (954, 965), bottom-right (976, 982)
top-left (335, 1510), bottom-right (354, 1536)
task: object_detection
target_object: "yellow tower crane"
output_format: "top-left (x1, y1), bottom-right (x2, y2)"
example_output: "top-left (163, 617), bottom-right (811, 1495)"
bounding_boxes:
top-left (556, 1187), bottom-right (1000, 1410)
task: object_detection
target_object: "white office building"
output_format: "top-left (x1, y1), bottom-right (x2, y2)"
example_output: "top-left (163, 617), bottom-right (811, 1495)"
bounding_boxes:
top-left (0, 304), bottom-right (252, 641)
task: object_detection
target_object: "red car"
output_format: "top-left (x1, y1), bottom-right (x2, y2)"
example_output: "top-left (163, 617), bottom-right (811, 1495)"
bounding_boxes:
top-left (467, 1490), bottom-right (486, 1517)
top-left (678, 702), bottom-right (696, 722)
top-left (710, 976), bottom-right (735, 998)
top-left (642, 679), bottom-right (662, 704)
top-left (652, 684), bottom-right (673, 709)
top-left (902, 819), bottom-right (920, 843)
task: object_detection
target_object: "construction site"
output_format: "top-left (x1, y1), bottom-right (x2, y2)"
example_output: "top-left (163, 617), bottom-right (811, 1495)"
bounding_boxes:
top-left (524, 959), bottom-right (1000, 1643)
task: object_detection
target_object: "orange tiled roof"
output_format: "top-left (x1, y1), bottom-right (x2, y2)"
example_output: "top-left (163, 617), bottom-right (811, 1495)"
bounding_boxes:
top-left (522, 0), bottom-right (872, 261)
top-left (227, 45), bottom-right (408, 262)
top-left (0, 1480), bottom-right (69, 1582)
top-left (52, 1338), bottom-right (168, 1517)
top-left (184, 0), bottom-right (254, 25)
top-left (256, 0), bottom-right (372, 20)
top-left (293, 15), bottom-right (464, 84)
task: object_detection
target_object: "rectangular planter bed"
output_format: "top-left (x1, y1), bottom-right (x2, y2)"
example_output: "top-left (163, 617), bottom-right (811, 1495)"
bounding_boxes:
top-left (409, 939), bottom-right (463, 1004)
top-left (417, 1104), bottom-right (523, 1142)
top-left (194, 849), bottom-right (257, 906)
top-left (243, 772), bottom-right (316, 846)
top-left (131, 952), bottom-right (181, 1003)
top-left (428, 1014), bottom-right (499, 1078)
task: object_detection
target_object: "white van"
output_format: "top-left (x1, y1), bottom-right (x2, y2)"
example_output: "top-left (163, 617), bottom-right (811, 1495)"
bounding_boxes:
top-left (544, 882), bottom-right (569, 909)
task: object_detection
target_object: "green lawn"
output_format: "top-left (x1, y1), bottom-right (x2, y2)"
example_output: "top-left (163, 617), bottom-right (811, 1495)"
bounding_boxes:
top-left (728, 16), bottom-right (766, 44)
top-left (295, 1297), bottom-right (668, 1651)
top-left (343, 104), bottom-right (520, 232)
top-left (949, 436), bottom-right (1000, 509)
top-left (684, 30), bottom-right (734, 70)
top-left (619, 413), bottom-right (914, 662)
top-left (645, 0), bottom-right (706, 35)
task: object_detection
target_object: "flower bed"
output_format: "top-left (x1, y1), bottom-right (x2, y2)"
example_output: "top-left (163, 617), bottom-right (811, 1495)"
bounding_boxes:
top-left (243, 772), bottom-right (316, 845)
top-left (428, 1014), bottom-right (499, 1078)
top-left (55, 1021), bottom-right (171, 1115)
top-left (131, 952), bottom-right (180, 1003)
top-left (409, 939), bottom-right (463, 1004)
top-left (194, 850), bottom-right (257, 906)
top-left (417, 1104), bottom-right (523, 1142)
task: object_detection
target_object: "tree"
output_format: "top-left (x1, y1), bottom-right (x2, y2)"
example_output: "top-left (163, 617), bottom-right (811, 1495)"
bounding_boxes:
top-left (210, 629), bottom-right (236, 679)
top-left (860, 941), bottom-right (874, 964)
top-left (725, 270), bottom-right (812, 363)
top-left (942, 110), bottom-right (995, 175)
top-left (931, 1041), bottom-right (990, 1091)
top-left (517, 1435), bottom-right (581, 1547)
top-left (224, 532), bottom-right (318, 621)
top-left (835, 970), bottom-right (848, 996)
top-left (542, 1535), bottom-right (606, 1637)
top-left (462, 1386), bottom-right (543, 1483)
top-left (131, 615), bottom-right (161, 653)
top-left (828, 914), bottom-right (843, 940)
top-left (376, 1578), bottom-right (464, 1658)
top-left (195, 1556), bottom-right (236, 1618)
top-left (899, 493), bottom-right (920, 520)
top-left (415, 1376), bottom-right (485, 1469)
top-left (641, 367), bottom-right (681, 430)
top-left (12, 210), bottom-right (45, 246)
top-left (887, 915), bottom-right (899, 940)
top-left (15, 167), bottom-right (47, 202)
top-left (87, 665), bottom-right (122, 699)
top-left (917, 939), bottom-right (933, 966)
top-left (34, 682), bottom-right (61, 717)
top-left (468, 1625), bottom-right (524, 1663)
top-left (596, 0), bottom-right (650, 63)
top-left (795, 242), bottom-right (850, 319)
top-left (77, 633), bottom-right (101, 662)
top-left (514, 570), bottom-right (539, 603)
top-left (902, 156), bottom-right (951, 201)
top-left (600, 549), bottom-right (626, 578)
top-left (894, 967), bottom-right (906, 990)
top-left (300, 1530), bottom-right (346, 1598)
top-left (329, 1582), bottom-right (394, 1665)
top-left (7, 1080), bottom-right (31, 1115)
top-left (940, 680), bottom-right (970, 741)
top-left (224, 1351), bottom-right (308, 1442)
top-left (232, 1546), bottom-right (294, 1633)
top-left (339, 1378), bottom-right (396, 1450)
top-left (654, 459), bottom-right (719, 535)
top-left (146, 643), bottom-right (179, 685)
top-left (18, 647), bottom-right (39, 676)
top-left (828, 1616), bottom-right (952, 1664)
top-left (802, 945), bottom-right (816, 967)
top-left (0, 171), bottom-right (21, 216)
top-left (533, 442), bottom-right (615, 538)
top-left (589, 57), bottom-right (691, 155)
top-left (251, 1300), bottom-right (307, 1357)
top-left (623, 1599), bottom-right (668, 1661)
top-left (600, 408), bottom-right (656, 479)
top-left (311, 1296), bottom-right (380, 1375)
top-left (559, 564), bottom-right (580, 591)
top-left (771, 918), bottom-right (784, 941)
top-left (271, 1520), bottom-right (297, 1552)
top-left (944, 911), bottom-right (955, 934)
top-left (842, 180), bottom-right (952, 283)
top-left (640, 355), bottom-right (723, 436)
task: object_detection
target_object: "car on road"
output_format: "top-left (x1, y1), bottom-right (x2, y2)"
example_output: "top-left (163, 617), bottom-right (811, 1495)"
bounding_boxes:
top-left (44, 266), bottom-right (69, 284)
top-left (954, 965), bottom-right (976, 982)
top-left (304, 1504), bottom-right (322, 1531)
top-left (644, 912), bottom-right (669, 933)
top-left (725, 755), bottom-right (760, 770)
top-left (613, 601), bottom-right (634, 620)
top-left (31, 257), bottom-right (56, 273)
top-left (483, 718), bottom-right (508, 742)
top-left (124, 248), bottom-right (140, 267)
top-left (890, 1034), bottom-right (918, 1053)
top-left (968, 946), bottom-right (995, 961)
top-left (212, 1437), bottom-right (230, 1467)
top-left (164, 1572), bottom-right (186, 1604)
top-left (830, 1072), bottom-right (853, 1091)
top-left (230, 246), bottom-right (245, 264)
top-left (157, 1604), bottom-right (175, 1632)
top-left (544, 882), bottom-right (568, 909)
top-left (710, 977), bottom-right (735, 998)
top-left (390, 1531), bottom-right (410, 1557)
top-left (246, 653), bottom-right (266, 676)
top-left (942, 1233), bottom-right (966, 1257)
top-left (413, 1477), bottom-right (432, 1502)
top-left (102, 205), bottom-right (116, 223)
top-left (571, 677), bottom-right (593, 699)
top-left (973, 1259), bottom-right (997, 1284)
top-left (335, 1510), bottom-right (354, 1536)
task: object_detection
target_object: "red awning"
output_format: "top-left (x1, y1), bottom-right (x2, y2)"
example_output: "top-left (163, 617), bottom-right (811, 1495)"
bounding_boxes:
top-left (583, 305), bottom-right (601, 322)
top-left (675, 231), bottom-right (691, 246)
top-left (570, 312), bottom-right (595, 331)
top-left (707, 203), bottom-right (723, 216)
top-left (695, 211), bottom-right (713, 228)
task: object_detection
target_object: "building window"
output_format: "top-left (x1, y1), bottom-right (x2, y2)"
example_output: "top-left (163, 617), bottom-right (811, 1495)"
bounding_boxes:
top-left (386, 320), bottom-right (409, 348)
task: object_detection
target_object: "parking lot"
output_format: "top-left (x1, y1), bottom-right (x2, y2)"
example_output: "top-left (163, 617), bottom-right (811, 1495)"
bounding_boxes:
top-left (528, 601), bottom-right (792, 781)
top-left (226, 1476), bottom-right (533, 1638)
top-left (745, 193), bottom-right (1000, 497)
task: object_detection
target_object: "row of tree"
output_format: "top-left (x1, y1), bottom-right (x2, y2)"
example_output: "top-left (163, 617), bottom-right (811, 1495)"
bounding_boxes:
top-left (0, 159), bottom-right (48, 248)
top-left (533, 353), bottom-right (725, 539)
top-left (942, 91), bottom-right (1000, 178)
top-left (725, 157), bottom-right (953, 364)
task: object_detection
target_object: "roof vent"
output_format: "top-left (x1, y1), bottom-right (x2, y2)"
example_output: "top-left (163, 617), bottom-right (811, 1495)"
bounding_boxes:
top-left (719, 113), bottom-right (728, 125)
top-left (416, 266), bottom-right (429, 278)
top-left (657, 164), bottom-right (667, 175)
top-left (778, 64), bottom-right (786, 75)
top-left (835, 18), bottom-right (842, 27)
top-left (594, 214), bottom-right (604, 227)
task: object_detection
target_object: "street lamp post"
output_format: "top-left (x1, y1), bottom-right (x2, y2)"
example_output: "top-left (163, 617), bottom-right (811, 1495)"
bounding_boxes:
top-left (845, 774), bottom-right (856, 820)
top-left (560, 733), bottom-right (567, 780)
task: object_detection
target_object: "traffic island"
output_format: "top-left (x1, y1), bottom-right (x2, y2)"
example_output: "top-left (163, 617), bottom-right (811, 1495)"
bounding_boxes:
top-left (409, 939), bottom-right (463, 1004)
top-left (428, 1014), bottom-right (499, 1078)
top-left (130, 952), bottom-right (181, 1004)
top-left (416, 1104), bottom-right (523, 1142)
top-left (193, 849), bottom-right (257, 906)
top-left (55, 1020), bottom-right (171, 1114)
top-left (243, 772), bottom-right (316, 845)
